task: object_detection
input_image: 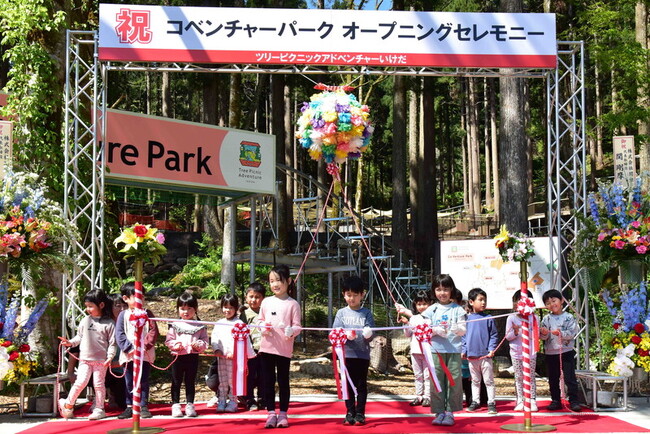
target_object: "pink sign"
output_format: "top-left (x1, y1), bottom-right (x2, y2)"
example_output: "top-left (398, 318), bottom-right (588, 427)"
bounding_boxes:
top-left (103, 109), bottom-right (275, 195)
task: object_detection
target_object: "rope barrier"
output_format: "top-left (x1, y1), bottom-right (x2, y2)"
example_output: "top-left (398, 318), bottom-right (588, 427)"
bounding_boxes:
top-left (148, 310), bottom-right (515, 332)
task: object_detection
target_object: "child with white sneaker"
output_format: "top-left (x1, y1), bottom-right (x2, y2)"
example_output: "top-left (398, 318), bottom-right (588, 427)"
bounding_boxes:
top-left (399, 290), bottom-right (432, 408)
top-left (211, 293), bottom-right (254, 413)
top-left (165, 291), bottom-right (209, 418)
top-left (58, 289), bottom-right (116, 420)
top-left (506, 290), bottom-right (539, 412)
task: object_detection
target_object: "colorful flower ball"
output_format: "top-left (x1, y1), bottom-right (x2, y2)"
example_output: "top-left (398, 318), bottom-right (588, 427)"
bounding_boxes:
top-left (295, 87), bottom-right (373, 164)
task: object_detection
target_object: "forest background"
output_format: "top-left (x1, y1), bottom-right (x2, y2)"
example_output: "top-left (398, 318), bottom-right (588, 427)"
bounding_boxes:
top-left (0, 0), bottom-right (648, 379)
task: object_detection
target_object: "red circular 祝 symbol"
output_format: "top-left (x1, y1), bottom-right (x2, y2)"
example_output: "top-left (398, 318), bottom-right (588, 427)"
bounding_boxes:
top-left (231, 322), bottom-right (250, 340)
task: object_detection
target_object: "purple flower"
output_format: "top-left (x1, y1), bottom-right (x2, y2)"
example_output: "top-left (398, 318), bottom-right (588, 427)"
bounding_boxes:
top-left (1, 297), bottom-right (19, 340)
top-left (0, 281), bottom-right (8, 324)
top-left (588, 193), bottom-right (600, 226)
top-left (156, 233), bottom-right (165, 244)
top-left (15, 299), bottom-right (48, 343)
top-left (311, 118), bottom-right (325, 128)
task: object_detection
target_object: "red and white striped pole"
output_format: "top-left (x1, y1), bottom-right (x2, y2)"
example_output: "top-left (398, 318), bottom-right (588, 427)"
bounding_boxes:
top-left (502, 260), bottom-right (555, 432)
top-left (132, 260), bottom-right (144, 432)
top-left (520, 261), bottom-right (533, 429)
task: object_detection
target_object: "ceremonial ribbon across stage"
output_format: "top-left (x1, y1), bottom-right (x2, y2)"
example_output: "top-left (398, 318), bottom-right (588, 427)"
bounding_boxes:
top-left (231, 322), bottom-right (250, 396)
top-left (329, 328), bottom-right (357, 400)
top-left (413, 323), bottom-right (443, 393)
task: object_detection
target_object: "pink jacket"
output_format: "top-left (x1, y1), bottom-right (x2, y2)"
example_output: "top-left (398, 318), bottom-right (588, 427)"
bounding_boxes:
top-left (165, 321), bottom-right (209, 355)
top-left (258, 295), bottom-right (301, 359)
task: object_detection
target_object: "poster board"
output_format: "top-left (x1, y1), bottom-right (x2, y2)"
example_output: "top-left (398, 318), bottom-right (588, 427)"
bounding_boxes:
top-left (440, 237), bottom-right (555, 309)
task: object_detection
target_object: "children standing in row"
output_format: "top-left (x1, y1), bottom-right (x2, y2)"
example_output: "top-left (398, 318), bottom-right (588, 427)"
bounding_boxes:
top-left (259, 264), bottom-right (302, 428)
top-left (58, 289), bottom-right (116, 420)
top-left (462, 288), bottom-right (498, 414)
top-left (400, 290), bottom-right (432, 407)
top-left (240, 281), bottom-right (266, 410)
top-left (211, 293), bottom-right (255, 413)
top-left (115, 282), bottom-right (160, 420)
top-left (540, 289), bottom-right (581, 412)
top-left (333, 276), bottom-right (375, 426)
top-left (165, 291), bottom-right (209, 417)
top-left (506, 290), bottom-right (539, 411)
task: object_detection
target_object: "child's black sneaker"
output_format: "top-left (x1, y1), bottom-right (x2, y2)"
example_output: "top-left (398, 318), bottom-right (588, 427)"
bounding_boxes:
top-left (569, 402), bottom-right (582, 412)
top-left (487, 402), bottom-right (497, 414)
top-left (467, 401), bottom-right (481, 412)
top-left (140, 406), bottom-right (152, 418)
top-left (409, 396), bottom-right (422, 406)
top-left (117, 407), bottom-right (133, 419)
top-left (343, 412), bottom-right (355, 425)
top-left (354, 413), bottom-right (366, 425)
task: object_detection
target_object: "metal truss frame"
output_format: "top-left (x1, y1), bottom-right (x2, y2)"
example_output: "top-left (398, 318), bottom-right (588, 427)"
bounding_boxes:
top-left (62, 30), bottom-right (106, 336)
top-left (64, 31), bottom-right (586, 360)
top-left (547, 41), bottom-right (588, 367)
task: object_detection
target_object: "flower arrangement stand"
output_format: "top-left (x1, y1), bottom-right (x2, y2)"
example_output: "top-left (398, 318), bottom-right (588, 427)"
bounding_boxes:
top-left (18, 372), bottom-right (69, 418)
top-left (575, 370), bottom-right (628, 412)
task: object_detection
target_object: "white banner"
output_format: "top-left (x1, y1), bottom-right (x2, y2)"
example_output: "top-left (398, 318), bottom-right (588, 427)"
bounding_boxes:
top-left (99, 4), bottom-right (557, 68)
top-left (440, 237), bottom-right (555, 309)
top-left (0, 121), bottom-right (12, 179)
top-left (613, 135), bottom-right (636, 186)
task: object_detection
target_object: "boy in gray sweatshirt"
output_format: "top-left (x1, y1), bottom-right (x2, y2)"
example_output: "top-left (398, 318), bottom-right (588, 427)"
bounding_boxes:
top-left (332, 276), bottom-right (375, 426)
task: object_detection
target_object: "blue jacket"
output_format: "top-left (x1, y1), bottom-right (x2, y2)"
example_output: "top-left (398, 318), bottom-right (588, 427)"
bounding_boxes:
top-left (462, 312), bottom-right (498, 358)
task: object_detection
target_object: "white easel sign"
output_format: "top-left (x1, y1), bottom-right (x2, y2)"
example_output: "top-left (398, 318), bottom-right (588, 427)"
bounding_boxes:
top-left (0, 121), bottom-right (13, 179)
top-left (613, 135), bottom-right (635, 185)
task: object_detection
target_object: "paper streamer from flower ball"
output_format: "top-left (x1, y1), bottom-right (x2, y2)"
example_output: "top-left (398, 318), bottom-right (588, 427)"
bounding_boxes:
top-left (295, 85), bottom-right (374, 164)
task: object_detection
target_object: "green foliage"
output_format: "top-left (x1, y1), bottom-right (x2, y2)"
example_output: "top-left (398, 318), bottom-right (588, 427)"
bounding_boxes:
top-left (168, 234), bottom-right (219, 283)
top-left (0, 0), bottom-right (69, 195)
top-left (305, 305), bottom-right (328, 327)
top-left (200, 280), bottom-right (231, 300)
top-left (589, 291), bottom-right (618, 371)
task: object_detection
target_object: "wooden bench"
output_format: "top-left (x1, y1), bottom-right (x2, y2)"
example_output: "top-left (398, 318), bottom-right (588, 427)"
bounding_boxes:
top-left (576, 370), bottom-right (627, 412)
top-left (19, 373), bottom-right (69, 418)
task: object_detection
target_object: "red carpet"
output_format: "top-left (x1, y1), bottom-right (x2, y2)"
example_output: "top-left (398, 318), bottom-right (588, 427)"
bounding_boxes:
top-left (17, 400), bottom-right (646, 434)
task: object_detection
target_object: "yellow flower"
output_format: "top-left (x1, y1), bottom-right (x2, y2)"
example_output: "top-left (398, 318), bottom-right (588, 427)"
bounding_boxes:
top-left (113, 228), bottom-right (138, 251)
top-left (494, 225), bottom-right (510, 248)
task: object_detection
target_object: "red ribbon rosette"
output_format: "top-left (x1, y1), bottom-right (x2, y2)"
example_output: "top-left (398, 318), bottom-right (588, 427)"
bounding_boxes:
top-left (231, 322), bottom-right (251, 396)
top-left (231, 322), bottom-right (250, 341)
top-left (328, 327), bottom-right (347, 347)
top-left (412, 323), bottom-right (443, 393)
top-left (414, 323), bottom-right (433, 343)
top-left (517, 297), bottom-right (536, 316)
top-left (128, 309), bottom-right (148, 328)
top-left (329, 327), bottom-right (356, 399)
top-left (516, 297), bottom-right (540, 353)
